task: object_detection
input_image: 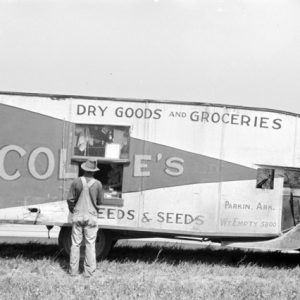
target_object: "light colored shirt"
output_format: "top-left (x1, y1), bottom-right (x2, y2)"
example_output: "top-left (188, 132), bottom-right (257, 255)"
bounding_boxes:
top-left (67, 176), bottom-right (103, 213)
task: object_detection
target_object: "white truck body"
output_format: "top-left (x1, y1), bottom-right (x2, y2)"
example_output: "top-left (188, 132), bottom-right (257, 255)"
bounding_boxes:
top-left (1, 91), bottom-right (300, 252)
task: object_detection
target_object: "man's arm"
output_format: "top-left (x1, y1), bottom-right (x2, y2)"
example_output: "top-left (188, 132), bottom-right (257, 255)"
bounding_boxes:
top-left (67, 180), bottom-right (80, 213)
top-left (96, 181), bottom-right (104, 208)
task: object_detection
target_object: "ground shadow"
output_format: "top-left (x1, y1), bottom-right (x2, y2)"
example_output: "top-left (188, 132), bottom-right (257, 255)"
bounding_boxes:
top-left (0, 242), bottom-right (300, 269)
top-left (108, 244), bottom-right (300, 269)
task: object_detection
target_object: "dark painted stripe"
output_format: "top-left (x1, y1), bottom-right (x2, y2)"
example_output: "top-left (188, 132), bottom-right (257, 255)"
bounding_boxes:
top-left (0, 104), bottom-right (68, 209)
top-left (0, 103), bottom-right (258, 209)
top-left (123, 138), bottom-right (257, 192)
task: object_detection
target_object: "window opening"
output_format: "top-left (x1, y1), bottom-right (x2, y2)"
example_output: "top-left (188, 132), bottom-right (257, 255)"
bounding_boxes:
top-left (74, 124), bottom-right (130, 160)
top-left (79, 162), bottom-right (123, 198)
top-left (284, 170), bottom-right (300, 189)
top-left (256, 168), bottom-right (274, 189)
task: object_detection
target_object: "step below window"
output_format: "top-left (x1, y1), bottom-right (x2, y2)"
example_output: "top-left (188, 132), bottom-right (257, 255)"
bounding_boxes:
top-left (73, 124), bottom-right (130, 160)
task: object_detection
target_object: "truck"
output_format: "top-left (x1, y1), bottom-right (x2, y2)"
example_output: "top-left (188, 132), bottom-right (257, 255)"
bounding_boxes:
top-left (1, 91), bottom-right (300, 257)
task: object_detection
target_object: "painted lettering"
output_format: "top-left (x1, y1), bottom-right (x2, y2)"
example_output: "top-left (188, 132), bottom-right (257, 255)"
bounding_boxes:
top-left (221, 113), bottom-right (230, 124)
top-left (189, 110), bottom-right (282, 130)
top-left (272, 118), bottom-right (282, 129)
top-left (127, 210), bottom-right (135, 220)
top-left (256, 203), bottom-right (275, 210)
top-left (260, 221), bottom-right (276, 227)
top-left (190, 111), bottom-right (199, 121)
top-left (165, 157), bottom-right (184, 176)
top-left (88, 105), bottom-right (96, 116)
top-left (211, 112), bottom-right (220, 123)
top-left (201, 112), bottom-right (209, 122)
top-left (241, 115), bottom-right (250, 126)
top-left (254, 116), bottom-right (258, 127)
top-left (220, 218), bottom-right (258, 227)
top-left (77, 104), bottom-right (108, 117)
top-left (77, 104), bottom-right (86, 115)
top-left (260, 117), bottom-right (269, 129)
top-left (97, 208), bottom-right (136, 220)
top-left (115, 106), bottom-right (162, 119)
top-left (97, 105), bottom-right (108, 116)
top-left (224, 201), bottom-right (251, 210)
top-left (231, 114), bottom-right (239, 125)
top-left (0, 145), bottom-right (26, 180)
top-left (0, 145), bottom-right (75, 181)
top-left (169, 112), bottom-right (187, 118)
top-left (156, 212), bottom-right (204, 225)
top-left (28, 147), bottom-right (55, 180)
top-left (133, 155), bottom-right (151, 177)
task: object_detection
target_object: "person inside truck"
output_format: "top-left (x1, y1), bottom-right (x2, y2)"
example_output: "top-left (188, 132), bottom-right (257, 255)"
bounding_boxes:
top-left (75, 126), bottom-right (94, 155)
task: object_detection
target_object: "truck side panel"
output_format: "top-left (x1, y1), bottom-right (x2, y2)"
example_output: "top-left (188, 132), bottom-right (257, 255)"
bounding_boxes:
top-left (0, 95), bottom-right (297, 240)
top-left (0, 103), bottom-right (68, 208)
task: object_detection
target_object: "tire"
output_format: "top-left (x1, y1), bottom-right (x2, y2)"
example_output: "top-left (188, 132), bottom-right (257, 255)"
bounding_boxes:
top-left (58, 226), bottom-right (112, 259)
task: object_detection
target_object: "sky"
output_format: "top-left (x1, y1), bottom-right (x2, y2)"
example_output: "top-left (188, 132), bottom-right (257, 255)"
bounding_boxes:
top-left (0, 0), bottom-right (299, 113)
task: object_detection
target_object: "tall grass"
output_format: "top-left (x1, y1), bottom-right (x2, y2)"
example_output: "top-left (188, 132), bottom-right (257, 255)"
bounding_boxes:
top-left (0, 241), bottom-right (300, 299)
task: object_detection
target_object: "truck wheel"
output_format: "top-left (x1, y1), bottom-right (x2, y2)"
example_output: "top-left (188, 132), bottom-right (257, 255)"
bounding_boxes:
top-left (58, 226), bottom-right (112, 259)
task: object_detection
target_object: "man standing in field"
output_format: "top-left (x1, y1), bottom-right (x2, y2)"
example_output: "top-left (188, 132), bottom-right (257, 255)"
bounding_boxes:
top-left (67, 158), bottom-right (103, 277)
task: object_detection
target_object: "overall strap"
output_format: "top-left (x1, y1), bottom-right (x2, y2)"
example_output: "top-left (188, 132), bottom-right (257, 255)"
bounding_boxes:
top-left (87, 178), bottom-right (96, 188)
top-left (79, 177), bottom-right (98, 212)
top-left (80, 176), bottom-right (88, 188)
top-left (80, 176), bottom-right (96, 188)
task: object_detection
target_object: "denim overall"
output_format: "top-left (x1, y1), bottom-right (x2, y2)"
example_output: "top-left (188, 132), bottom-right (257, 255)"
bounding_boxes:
top-left (69, 177), bottom-right (98, 276)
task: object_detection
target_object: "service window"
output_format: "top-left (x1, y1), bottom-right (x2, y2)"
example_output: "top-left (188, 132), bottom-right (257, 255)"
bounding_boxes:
top-left (73, 124), bottom-right (130, 160)
top-left (256, 168), bottom-right (275, 189)
top-left (73, 124), bottom-right (130, 205)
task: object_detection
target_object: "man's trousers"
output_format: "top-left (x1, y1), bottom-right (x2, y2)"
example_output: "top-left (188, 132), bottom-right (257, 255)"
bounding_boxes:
top-left (69, 220), bottom-right (98, 276)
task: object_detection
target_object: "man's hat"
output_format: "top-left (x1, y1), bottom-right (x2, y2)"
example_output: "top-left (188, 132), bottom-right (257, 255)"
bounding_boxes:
top-left (81, 159), bottom-right (99, 172)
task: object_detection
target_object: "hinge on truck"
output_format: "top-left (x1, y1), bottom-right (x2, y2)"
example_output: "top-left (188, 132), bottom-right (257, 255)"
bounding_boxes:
top-left (46, 225), bottom-right (54, 239)
top-left (289, 193), bottom-right (296, 226)
top-left (290, 193), bottom-right (300, 225)
top-left (27, 207), bottom-right (41, 225)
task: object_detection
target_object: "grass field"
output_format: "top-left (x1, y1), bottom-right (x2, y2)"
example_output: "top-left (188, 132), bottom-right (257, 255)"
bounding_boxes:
top-left (0, 241), bottom-right (300, 300)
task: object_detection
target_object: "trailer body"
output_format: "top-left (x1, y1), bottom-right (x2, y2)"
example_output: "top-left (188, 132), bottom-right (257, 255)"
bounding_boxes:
top-left (1, 92), bottom-right (300, 252)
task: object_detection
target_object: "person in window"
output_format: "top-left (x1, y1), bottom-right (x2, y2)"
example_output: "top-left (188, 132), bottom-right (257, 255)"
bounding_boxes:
top-left (89, 126), bottom-right (112, 156)
top-left (107, 164), bottom-right (122, 191)
top-left (76, 126), bottom-right (94, 154)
